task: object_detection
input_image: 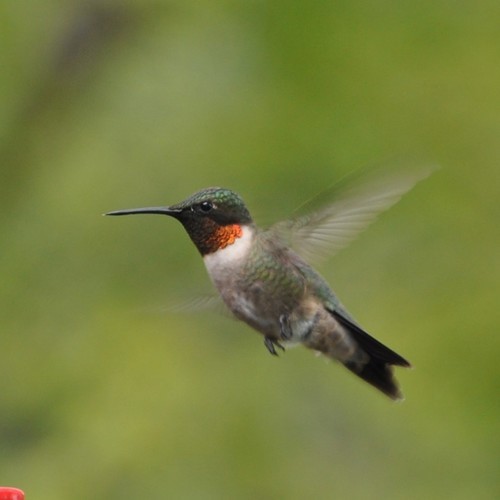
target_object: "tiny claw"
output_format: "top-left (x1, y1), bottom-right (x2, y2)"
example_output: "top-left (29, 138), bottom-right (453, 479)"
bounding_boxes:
top-left (264, 336), bottom-right (285, 356)
top-left (264, 337), bottom-right (278, 356)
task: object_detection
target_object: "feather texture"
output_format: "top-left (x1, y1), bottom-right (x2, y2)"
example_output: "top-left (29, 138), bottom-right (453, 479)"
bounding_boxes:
top-left (273, 165), bottom-right (437, 263)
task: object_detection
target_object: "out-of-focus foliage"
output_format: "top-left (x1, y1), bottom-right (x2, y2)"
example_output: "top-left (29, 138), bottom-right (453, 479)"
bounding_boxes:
top-left (1, 1), bottom-right (498, 498)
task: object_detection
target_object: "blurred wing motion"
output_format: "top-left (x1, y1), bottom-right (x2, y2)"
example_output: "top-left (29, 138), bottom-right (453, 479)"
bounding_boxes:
top-left (167, 292), bottom-right (231, 316)
top-left (274, 165), bottom-right (437, 263)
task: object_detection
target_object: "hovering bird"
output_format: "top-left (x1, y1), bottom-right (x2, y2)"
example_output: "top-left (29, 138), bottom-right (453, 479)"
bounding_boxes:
top-left (106, 167), bottom-right (434, 400)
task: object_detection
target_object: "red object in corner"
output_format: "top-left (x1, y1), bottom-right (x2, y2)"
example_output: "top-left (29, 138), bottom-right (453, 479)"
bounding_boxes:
top-left (0, 488), bottom-right (24, 500)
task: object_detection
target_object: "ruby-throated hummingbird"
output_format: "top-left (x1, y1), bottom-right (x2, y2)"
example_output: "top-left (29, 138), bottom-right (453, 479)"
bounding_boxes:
top-left (106, 167), bottom-right (434, 400)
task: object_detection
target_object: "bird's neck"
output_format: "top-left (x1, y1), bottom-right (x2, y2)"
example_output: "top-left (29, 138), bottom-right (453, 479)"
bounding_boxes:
top-left (203, 224), bottom-right (254, 274)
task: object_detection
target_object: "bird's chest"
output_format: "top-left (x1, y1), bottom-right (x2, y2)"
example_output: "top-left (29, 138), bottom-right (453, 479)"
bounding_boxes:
top-left (206, 255), bottom-right (274, 332)
top-left (204, 240), bottom-right (307, 337)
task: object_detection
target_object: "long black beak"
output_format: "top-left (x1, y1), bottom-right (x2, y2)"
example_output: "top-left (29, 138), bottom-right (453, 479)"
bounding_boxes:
top-left (104, 206), bottom-right (182, 217)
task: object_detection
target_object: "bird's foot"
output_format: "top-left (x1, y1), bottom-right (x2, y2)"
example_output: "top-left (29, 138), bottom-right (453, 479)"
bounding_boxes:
top-left (279, 313), bottom-right (293, 341)
top-left (264, 336), bottom-right (285, 356)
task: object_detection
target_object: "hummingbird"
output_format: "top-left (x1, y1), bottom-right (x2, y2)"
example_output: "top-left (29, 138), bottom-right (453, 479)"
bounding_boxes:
top-left (106, 167), bottom-right (434, 400)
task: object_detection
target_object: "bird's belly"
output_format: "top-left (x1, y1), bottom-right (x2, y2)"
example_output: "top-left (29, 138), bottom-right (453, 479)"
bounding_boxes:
top-left (226, 288), bottom-right (321, 345)
top-left (229, 291), bottom-right (280, 337)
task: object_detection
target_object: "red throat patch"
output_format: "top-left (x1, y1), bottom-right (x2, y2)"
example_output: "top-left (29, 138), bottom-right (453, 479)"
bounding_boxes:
top-left (207, 223), bottom-right (243, 252)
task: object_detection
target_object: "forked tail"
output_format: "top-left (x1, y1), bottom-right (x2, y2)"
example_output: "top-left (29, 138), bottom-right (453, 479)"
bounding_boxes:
top-left (331, 310), bottom-right (411, 400)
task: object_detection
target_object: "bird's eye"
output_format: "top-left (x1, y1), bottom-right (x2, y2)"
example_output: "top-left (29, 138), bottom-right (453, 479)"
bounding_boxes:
top-left (199, 201), bottom-right (213, 212)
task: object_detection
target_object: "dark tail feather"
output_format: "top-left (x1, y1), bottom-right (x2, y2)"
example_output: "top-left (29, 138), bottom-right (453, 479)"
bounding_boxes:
top-left (331, 310), bottom-right (411, 400)
top-left (346, 356), bottom-right (404, 400)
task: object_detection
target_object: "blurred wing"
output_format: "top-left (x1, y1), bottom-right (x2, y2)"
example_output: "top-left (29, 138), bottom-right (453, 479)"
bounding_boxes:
top-left (168, 292), bottom-right (230, 316)
top-left (274, 165), bottom-right (437, 263)
top-left (143, 292), bottom-right (235, 320)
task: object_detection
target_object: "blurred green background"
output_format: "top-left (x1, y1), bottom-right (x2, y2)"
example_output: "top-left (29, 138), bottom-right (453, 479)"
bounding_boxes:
top-left (1, 1), bottom-right (498, 499)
